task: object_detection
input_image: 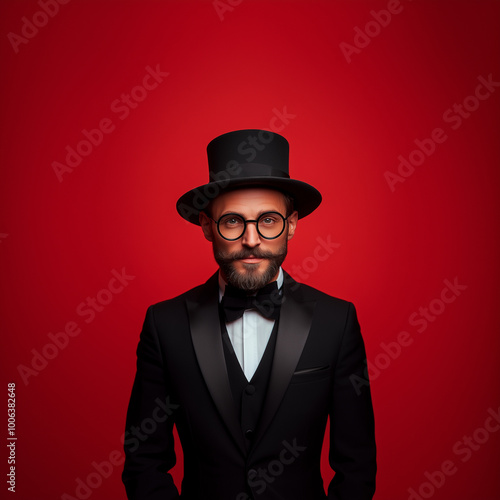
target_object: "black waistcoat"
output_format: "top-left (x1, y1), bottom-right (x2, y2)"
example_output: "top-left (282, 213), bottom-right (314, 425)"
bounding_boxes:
top-left (220, 314), bottom-right (279, 453)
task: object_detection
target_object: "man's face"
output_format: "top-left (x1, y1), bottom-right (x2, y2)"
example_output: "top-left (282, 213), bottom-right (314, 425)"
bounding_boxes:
top-left (199, 188), bottom-right (298, 292)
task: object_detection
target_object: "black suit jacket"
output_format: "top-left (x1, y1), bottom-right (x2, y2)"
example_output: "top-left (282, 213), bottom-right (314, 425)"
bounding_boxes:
top-left (122, 271), bottom-right (376, 500)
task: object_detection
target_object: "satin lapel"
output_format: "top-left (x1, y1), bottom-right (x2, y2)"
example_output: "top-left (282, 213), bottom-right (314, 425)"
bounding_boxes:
top-left (186, 275), bottom-right (246, 455)
top-left (252, 276), bottom-right (316, 450)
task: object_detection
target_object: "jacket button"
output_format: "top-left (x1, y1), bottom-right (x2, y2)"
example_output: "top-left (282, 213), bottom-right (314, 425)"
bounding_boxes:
top-left (245, 384), bottom-right (256, 395)
top-left (245, 429), bottom-right (254, 440)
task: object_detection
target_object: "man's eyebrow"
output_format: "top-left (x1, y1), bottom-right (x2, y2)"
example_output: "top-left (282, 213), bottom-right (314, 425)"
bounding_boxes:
top-left (218, 211), bottom-right (242, 218)
top-left (218, 209), bottom-right (283, 218)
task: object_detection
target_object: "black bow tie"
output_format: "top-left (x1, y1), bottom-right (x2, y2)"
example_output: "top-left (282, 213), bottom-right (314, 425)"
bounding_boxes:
top-left (221, 281), bottom-right (283, 322)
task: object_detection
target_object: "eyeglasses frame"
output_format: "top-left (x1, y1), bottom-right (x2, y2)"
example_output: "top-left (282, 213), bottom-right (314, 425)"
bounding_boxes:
top-left (208, 211), bottom-right (290, 241)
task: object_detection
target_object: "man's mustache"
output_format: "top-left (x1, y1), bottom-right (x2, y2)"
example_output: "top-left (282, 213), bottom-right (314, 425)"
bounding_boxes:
top-left (217, 248), bottom-right (279, 261)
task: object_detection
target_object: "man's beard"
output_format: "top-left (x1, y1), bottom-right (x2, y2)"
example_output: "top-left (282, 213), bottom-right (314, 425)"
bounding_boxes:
top-left (214, 243), bottom-right (287, 293)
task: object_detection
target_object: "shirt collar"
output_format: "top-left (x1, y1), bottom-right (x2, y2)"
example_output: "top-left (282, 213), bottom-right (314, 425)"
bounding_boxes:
top-left (218, 267), bottom-right (284, 301)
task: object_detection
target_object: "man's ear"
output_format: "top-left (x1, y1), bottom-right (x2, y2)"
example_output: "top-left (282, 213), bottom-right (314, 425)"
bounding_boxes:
top-left (286, 210), bottom-right (298, 241)
top-left (199, 211), bottom-right (214, 242)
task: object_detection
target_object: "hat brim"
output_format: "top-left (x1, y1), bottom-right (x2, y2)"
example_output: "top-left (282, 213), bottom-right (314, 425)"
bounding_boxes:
top-left (176, 177), bottom-right (322, 225)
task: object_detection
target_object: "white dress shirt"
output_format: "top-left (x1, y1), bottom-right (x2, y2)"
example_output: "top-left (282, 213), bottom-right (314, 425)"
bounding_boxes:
top-left (219, 267), bottom-right (284, 381)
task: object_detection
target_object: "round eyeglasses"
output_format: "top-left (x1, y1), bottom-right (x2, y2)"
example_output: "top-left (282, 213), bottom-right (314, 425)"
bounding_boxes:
top-left (209, 211), bottom-right (289, 241)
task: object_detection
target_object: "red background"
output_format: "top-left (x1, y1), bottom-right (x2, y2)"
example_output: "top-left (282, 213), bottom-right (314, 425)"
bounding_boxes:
top-left (1, 1), bottom-right (499, 499)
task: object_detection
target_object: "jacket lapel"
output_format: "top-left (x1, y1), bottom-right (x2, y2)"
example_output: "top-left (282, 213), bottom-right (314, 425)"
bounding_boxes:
top-left (186, 273), bottom-right (246, 454)
top-left (252, 272), bottom-right (316, 450)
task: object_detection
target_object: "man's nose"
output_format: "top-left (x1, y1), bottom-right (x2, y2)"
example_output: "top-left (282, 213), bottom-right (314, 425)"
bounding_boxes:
top-left (241, 222), bottom-right (261, 247)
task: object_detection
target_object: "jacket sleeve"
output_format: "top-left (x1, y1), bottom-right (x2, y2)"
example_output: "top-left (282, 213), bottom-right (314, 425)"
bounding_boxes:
top-left (122, 306), bottom-right (180, 499)
top-left (328, 302), bottom-right (377, 499)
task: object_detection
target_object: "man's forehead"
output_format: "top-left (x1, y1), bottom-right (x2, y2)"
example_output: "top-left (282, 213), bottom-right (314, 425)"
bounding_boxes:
top-left (211, 187), bottom-right (287, 214)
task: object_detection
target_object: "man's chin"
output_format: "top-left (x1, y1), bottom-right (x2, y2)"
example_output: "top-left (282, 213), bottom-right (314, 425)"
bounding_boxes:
top-left (236, 259), bottom-right (269, 275)
top-left (224, 259), bottom-right (278, 292)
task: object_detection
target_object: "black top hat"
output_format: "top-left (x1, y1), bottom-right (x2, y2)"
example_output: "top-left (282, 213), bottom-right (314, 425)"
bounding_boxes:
top-left (176, 129), bottom-right (322, 225)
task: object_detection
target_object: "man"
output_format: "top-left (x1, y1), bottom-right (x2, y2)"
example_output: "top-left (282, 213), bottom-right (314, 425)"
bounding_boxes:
top-left (122, 129), bottom-right (376, 499)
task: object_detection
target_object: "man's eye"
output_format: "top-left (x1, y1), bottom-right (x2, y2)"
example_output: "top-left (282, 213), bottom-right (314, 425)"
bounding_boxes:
top-left (224, 217), bottom-right (242, 226)
top-left (261, 217), bottom-right (276, 225)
